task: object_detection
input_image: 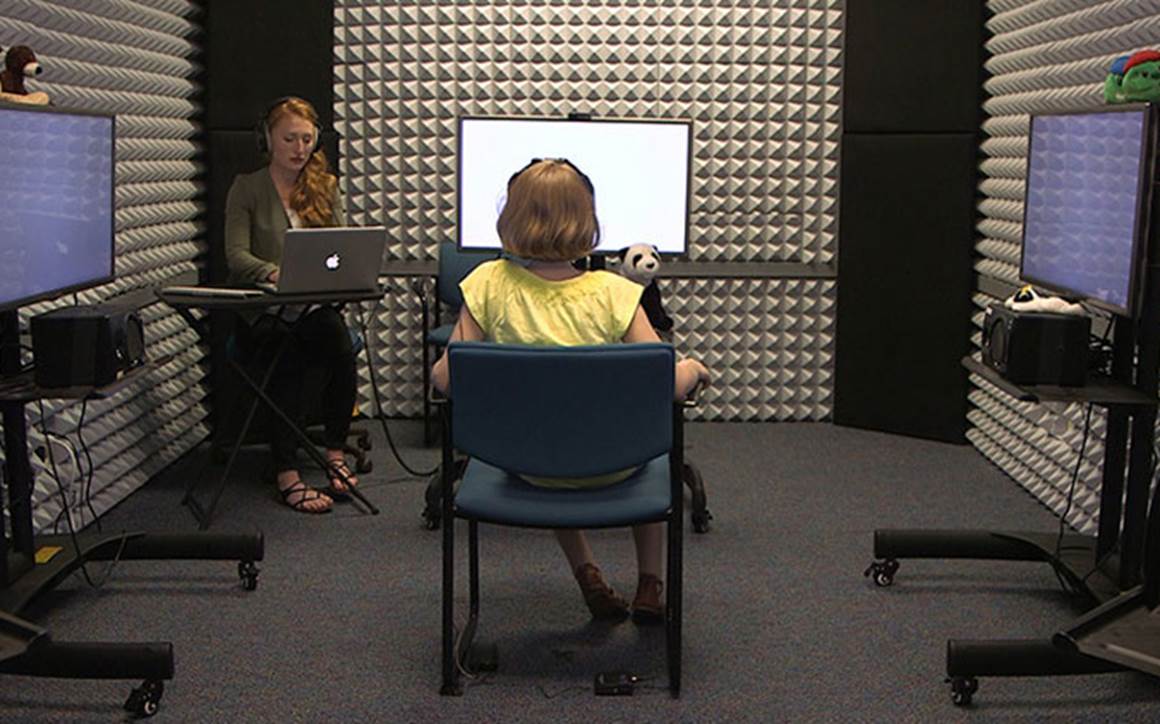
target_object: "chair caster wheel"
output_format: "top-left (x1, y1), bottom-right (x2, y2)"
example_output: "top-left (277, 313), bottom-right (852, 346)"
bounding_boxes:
top-left (949, 676), bottom-right (977, 706)
top-left (863, 558), bottom-right (899, 587)
top-left (124, 679), bottom-right (164, 718)
top-left (239, 561), bottom-right (259, 591)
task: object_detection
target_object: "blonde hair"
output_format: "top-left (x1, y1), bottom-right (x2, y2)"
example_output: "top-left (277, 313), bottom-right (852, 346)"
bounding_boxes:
top-left (496, 160), bottom-right (599, 261)
top-left (266, 97), bottom-right (337, 227)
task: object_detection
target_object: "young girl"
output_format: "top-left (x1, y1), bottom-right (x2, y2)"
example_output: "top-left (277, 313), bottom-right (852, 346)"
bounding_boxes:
top-left (432, 158), bottom-right (710, 622)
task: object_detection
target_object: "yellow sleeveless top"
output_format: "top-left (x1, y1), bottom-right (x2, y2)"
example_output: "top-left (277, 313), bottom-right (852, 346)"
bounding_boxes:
top-left (459, 260), bottom-right (645, 489)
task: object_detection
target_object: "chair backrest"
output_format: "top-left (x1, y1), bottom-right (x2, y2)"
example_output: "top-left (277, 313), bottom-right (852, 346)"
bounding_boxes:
top-left (437, 242), bottom-right (496, 309)
top-left (448, 343), bottom-right (675, 478)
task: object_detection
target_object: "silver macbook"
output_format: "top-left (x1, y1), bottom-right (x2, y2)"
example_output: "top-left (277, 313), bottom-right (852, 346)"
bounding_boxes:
top-left (261, 226), bottom-right (386, 295)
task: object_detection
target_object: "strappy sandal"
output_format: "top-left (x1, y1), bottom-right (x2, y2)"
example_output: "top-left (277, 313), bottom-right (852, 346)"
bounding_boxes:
top-left (279, 480), bottom-right (333, 514)
top-left (631, 573), bottom-right (664, 624)
top-left (326, 457), bottom-right (359, 499)
top-left (574, 563), bottom-right (629, 621)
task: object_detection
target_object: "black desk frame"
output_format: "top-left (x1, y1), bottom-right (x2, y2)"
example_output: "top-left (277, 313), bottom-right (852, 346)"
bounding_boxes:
top-left (0, 309), bottom-right (264, 716)
top-left (158, 288), bottom-right (385, 530)
top-left (866, 128), bottom-right (1160, 705)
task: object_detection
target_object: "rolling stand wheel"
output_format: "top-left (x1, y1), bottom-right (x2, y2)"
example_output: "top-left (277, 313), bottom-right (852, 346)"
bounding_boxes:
top-left (124, 679), bottom-right (164, 718)
top-left (238, 560), bottom-right (260, 591)
top-left (863, 558), bottom-right (899, 587)
top-left (948, 676), bottom-right (977, 707)
top-left (355, 429), bottom-right (372, 451)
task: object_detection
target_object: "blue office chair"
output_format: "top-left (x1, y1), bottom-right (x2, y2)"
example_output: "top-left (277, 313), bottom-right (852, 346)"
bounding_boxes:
top-left (438, 342), bottom-right (687, 697)
top-left (420, 242), bottom-right (498, 445)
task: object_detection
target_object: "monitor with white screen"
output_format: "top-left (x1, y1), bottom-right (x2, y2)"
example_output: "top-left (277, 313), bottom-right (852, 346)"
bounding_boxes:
top-left (0, 102), bottom-right (115, 311)
top-left (1020, 104), bottom-right (1156, 317)
top-left (457, 116), bottom-right (692, 255)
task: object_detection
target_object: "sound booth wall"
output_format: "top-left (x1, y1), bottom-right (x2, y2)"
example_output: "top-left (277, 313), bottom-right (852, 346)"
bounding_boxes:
top-left (969, 0), bottom-right (1160, 535)
top-left (0, 1), bottom-right (208, 534)
top-left (334, 2), bottom-right (844, 422)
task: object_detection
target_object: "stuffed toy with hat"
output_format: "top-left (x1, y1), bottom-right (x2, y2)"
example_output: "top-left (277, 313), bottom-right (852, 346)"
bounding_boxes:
top-left (0, 45), bottom-right (49, 105)
top-left (613, 243), bottom-right (674, 336)
top-left (1104, 49), bottom-right (1160, 104)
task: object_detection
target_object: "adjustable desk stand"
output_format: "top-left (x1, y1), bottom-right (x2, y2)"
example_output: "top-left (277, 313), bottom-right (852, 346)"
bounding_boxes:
top-left (158, 288), bottom-right (384, 529)
top-left (0, 309), bottom-right (264, 716)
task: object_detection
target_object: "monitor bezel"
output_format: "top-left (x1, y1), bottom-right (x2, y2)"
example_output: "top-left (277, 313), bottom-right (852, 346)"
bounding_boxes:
top-left (0, 101), bottom-right (117, 313)
top-left (1018, 102), bottom-right (1157, 318)
top-left (455, 114), bottom-right (694, 259)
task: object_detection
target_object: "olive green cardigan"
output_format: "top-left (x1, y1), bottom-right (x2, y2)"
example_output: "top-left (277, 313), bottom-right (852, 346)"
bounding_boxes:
top-left (223, 168), bottom-right (346, 284)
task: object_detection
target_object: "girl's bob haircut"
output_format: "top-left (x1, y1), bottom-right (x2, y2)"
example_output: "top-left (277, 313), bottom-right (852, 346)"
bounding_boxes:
top-left (496, 159), bottom-right (600, 261)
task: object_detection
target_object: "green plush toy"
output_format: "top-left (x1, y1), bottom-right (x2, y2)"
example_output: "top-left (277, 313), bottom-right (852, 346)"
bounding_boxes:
top-left (1104, 49), bottom-right (1160, 103)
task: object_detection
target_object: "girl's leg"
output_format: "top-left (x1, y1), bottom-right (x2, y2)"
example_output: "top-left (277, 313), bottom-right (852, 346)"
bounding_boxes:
top-left (631, 522), bottom-right (666, 623)
top-left (632, 522), bottom-right (664, 579)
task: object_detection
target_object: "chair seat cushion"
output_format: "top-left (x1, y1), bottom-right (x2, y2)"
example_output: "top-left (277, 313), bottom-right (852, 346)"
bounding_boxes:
top-left (454, 455), bottom-right (672, 528)
top-left (427, 323), bottom-right (454, 347)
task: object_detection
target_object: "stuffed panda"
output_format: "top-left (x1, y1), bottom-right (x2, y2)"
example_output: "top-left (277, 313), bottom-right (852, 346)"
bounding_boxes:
top-left (614, 243), bottom-right (673, 335)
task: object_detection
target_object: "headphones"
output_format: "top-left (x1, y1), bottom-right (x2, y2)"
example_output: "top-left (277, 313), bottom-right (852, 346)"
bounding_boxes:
top-left (507, 158), bottom-right (595, 197)
top-left (256, 96), bottom-right (321, 155)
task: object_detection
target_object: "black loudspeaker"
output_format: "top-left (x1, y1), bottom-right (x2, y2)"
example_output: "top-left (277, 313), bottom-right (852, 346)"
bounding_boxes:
top-left (31, 304), bottom-right (145, 388)
top-left (982, 304), bottom-right (1090, 386)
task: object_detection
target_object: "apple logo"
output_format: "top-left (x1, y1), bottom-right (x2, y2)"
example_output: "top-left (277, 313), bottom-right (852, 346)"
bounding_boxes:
top-left (325, 253), bottom-right (341, 270)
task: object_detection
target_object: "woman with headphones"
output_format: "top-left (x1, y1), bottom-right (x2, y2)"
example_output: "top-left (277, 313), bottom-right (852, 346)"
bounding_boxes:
top-left (224, 96), bottom-right (358, 514)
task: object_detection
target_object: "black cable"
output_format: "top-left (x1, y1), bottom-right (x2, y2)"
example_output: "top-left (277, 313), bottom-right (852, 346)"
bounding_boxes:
top-left (353, 303), bottom-right (437, 478)
top-left (78, 398), bottom-right (100, 532)
top-left (1052, 401), bottom-right (1094, 596)
top-left (37, 399), bottom-right (126, 589)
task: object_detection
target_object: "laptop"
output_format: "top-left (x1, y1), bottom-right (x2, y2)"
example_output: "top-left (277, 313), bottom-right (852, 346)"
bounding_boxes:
top-left (259, 226), bottom-right (387, 295)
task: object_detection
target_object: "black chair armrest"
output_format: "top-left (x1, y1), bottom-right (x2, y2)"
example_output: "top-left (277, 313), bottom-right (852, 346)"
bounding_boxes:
top-left (681, 380), bottom-right (704, 409)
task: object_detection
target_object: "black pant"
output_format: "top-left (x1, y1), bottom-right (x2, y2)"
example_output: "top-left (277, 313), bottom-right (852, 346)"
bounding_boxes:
top-left (239, 306), bottom-right (357, 473)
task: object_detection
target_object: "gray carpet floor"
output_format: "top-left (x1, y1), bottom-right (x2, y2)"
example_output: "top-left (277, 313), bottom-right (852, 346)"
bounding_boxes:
top-left (1, 420), bottom-right (1158, 722)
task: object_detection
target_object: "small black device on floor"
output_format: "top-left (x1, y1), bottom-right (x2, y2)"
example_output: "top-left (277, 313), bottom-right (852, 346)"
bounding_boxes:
top-left (594, 671), bottom-right (637, 696)
top-left (982, 303), bottom-right (1090, 386)
top-left (31, 303), bottom-right (145, 388)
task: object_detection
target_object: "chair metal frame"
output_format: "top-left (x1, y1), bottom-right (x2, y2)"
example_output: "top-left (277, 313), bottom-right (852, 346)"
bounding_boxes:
top-left (438, 343), bottom-right (687, 697)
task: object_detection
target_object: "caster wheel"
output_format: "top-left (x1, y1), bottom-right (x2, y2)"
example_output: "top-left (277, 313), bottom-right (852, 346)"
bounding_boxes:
top-left (124, 679), bottom-right (164, 718)
top-left (356, 459), bottom-right (373, 474)
top-left (238, 561), bottom-right (259, 591)
top-left (949, 676), bottom-right (977, 707)
top-left (863, 559), bottom-right (899, 587)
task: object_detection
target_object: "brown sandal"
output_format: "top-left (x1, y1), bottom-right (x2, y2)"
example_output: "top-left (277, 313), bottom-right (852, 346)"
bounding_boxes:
top-left (574, 563), bottom-right (629, 621)
top-left (278, 480), bottom-right (332, 514)
top-left (631, 573), bottom-right (664, 624)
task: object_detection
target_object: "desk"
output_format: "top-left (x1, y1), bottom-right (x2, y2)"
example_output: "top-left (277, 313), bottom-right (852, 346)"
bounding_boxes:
top-left (0, 310), bottom-right (263, 714)
top-left (158, 287), bottom-right (386, 529)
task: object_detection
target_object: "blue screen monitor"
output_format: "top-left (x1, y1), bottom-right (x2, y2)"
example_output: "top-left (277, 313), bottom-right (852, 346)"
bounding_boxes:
top-left (1020, 104), bottom-right (1156, 316)
top-left (457, 116), bottom-right (692, 255)
top-left (0, 102), bottom-right (115, 312)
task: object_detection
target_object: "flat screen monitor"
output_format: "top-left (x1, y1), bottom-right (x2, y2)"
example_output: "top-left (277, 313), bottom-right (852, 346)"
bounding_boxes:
top-left (0, 103), bottom-right (115, 312)
top-left (1020, 104), bottom-right (1156, 316)
top-left (457, 116), bottom-right (692, 255)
